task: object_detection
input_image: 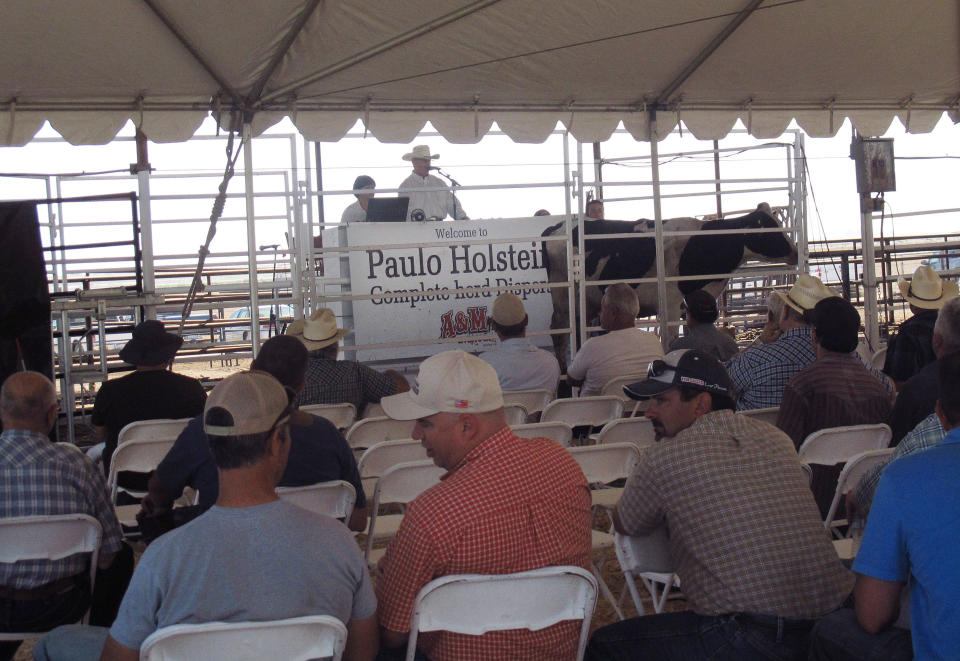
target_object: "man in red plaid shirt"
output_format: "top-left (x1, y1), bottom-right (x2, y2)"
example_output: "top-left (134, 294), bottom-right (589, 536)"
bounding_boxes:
top-left (375, 350), bottom-right (592, 660)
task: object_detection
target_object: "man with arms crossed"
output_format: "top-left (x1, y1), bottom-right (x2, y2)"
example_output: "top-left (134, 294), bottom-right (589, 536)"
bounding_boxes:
top-left (374, 351), bottom-right (591, 660)
top-left (35, 371), bottom-right (378, 661)
top-left (586, 349), bottom-right (852, 660)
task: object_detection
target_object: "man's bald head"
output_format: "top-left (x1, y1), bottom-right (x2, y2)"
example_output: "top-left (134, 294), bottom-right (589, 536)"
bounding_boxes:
top-left (1, 371), bottom-right (58, 433)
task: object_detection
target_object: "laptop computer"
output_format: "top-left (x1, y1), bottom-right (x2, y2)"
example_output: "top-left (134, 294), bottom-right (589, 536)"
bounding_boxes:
top-left (365, 197), bottom-right (410, 222)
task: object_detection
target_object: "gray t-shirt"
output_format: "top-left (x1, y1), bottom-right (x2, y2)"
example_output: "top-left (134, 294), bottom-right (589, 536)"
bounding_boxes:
top-left (110, 501), bottom-right (376, 650)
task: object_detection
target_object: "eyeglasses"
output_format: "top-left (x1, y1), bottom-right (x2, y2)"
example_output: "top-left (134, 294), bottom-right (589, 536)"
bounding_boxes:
top-left (647, 359), bottom-right (674, 378)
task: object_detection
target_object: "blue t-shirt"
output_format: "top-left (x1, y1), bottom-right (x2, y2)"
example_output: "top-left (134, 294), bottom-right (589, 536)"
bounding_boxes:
top-left (110, 501), bottom-right (376, 650)
top-left (853, 426), bottom-right (960, 660)
top-left (156, 414), bottom-right (365, 510)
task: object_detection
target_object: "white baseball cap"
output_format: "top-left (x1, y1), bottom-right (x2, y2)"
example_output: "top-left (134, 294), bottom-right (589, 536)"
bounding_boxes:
top-left (381, 350), bottom-right (504, 420)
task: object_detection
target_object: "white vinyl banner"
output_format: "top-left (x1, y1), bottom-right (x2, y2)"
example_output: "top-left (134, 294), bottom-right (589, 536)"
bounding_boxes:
top-left (332, 216), bottom-right (567, 362)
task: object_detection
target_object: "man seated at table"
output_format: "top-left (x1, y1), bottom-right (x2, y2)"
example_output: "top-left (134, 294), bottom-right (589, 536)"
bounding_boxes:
top-left (35, 371), bottom-right (378, 661)
top-left (809, 351), bottom-right (960, 661)
top-left (374, 350), bottom-right (591, 660)
top-left (478, 292), bottom-right (560, 394)
top-left (586, 349), bottom-right (852, 660)
top-left (567, 282), bottom-right (663, 396)
top-left (136, 335), bottom-right (367, 536)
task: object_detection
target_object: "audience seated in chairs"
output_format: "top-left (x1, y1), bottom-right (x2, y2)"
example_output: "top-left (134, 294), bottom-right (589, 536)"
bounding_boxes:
top-left (810, 351), bottom-right (960, 660)
top-left (137, 335), bottom-right (367, 538)
top-left (567, 283), bottom-right (663, 397)
top-left (586, 349), bottom-right (852, 661)
top-left (0, 372), bottom-right (133, 661)
top-left (668, 289), bottom-right (739, 362)
top-left (34, 371), bottom-right (378, 661)
top-left (374, 351), bottom-right (592, 661)
top-left (478, 292), bottom-right (560, 394)
top-left (287, 308), bottom-right (409, 417)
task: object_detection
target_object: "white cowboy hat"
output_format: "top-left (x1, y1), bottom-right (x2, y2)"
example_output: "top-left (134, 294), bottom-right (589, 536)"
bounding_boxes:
top-left (775, 273), bottom-right (840, 313)
top-left (285, 308), bottom-right (352, 351)
top-left (402, 145), bottom-right (439, 161)
top-left (897, 265), bottom-right (959, 309)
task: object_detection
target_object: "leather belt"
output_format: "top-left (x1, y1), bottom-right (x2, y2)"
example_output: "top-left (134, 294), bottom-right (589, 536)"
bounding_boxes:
top-left (0, 576), bottom-right (80, 601)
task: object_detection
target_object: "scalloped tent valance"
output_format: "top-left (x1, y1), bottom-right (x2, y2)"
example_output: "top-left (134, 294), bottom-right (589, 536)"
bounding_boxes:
top-left (2, 0), bottom-right (957, 146)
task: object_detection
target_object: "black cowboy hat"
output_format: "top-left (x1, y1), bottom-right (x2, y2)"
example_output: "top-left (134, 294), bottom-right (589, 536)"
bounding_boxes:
top-left (118, 320), bottom-right (183, 366)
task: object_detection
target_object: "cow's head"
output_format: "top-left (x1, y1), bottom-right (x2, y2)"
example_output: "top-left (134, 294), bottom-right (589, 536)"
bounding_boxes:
top-left (742, 206), bottom-right (798, 265)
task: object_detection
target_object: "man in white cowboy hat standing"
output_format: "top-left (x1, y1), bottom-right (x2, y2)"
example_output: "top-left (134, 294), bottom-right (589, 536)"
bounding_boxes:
top-left (374, 350), bottom-right (590, 661)
top-left (92, 320), bottom-right (206, 477)
top-left (397, 145), bottom-right (468, 222)
top-left (286, 308), bottom-right (409, 414)
top-left (883, 264), bottom-right (959, 388)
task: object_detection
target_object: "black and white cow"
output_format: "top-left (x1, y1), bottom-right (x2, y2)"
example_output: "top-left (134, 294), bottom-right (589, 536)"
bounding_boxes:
top-left (541, 203), bottom-right (798, 365)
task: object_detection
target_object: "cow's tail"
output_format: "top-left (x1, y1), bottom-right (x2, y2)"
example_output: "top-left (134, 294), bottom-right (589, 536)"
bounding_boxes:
top-left (540, 220), bottom-right (564, 278)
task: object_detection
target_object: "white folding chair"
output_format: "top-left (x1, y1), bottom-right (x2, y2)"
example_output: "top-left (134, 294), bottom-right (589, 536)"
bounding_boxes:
top-left (502, 388), bottom-right (554, 415)
top-left (276, 480), bottom-right (357, 522)
top-left (503, 403), bottom-right (529, 426)
top-left (511, 422), bottom-right (575, 447)
top-left (614, 529), bottom-right (680, 616)
top-left (345, 416), bottom-right (417, 449)
top-left (568, 443), bottom-right (641, 620)
top-left (541, 396), bottom-right (624, 429)
top-left (300, 402), bottom-right (357, 430)
top-left (108, 436), bottom-right (181, 528)
top-left (357, 439), bottom-right (429, 502)
top-left (594, 417), bottom-right (656, 448)
top-left (117, 417), bottom-right (192, 444)
top-left (0, 514), bottom-right (102, 641)
top-left (365, 460), bottom-right (446, 565)
top-left (740, 406), bottom-right (780, 426)
top-left (139, 614), bottom-right (348, 661)
top-left (405, 567), bottom-right (598, 661)
top-left (823, 448), bottom-right (895, 535)
top-left (362, 401), bottom-right (386, 419)
top-left (599, 374), bottom-right (645, 402)
top-left (871, 346), bottom-right (887, 371)
top-left (798, 423), bottom-right (892, 467)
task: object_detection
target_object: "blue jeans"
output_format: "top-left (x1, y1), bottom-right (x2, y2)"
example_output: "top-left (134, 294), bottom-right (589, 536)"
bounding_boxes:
top-left (585, 611), bottom-right (814, 661)
top-left (808, 609), bottom-right (912, 660)
top-left (31, 624), bottom-right (109, 661)
top-left (0, 580), bottom-right (89, 661)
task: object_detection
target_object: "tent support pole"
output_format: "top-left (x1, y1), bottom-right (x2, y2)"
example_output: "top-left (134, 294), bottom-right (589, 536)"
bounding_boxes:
top-left (134, 129), bottom-right (156, 320)
top-left (649, 109), bottom-right (669, 347)
top-left (860, 194), bottom-right (880, 349)
top-left (243, 122), bottom-right (261, 356)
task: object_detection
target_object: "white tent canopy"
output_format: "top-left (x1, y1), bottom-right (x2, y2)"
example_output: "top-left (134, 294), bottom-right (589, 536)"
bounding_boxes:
top-left (2, 0), bottom-right (959, 146)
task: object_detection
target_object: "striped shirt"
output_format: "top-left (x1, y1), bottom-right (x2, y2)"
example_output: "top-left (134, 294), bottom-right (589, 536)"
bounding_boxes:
top-left (616, 410), bottom-right (853, 618)
top-left (299, 353), bottom-right (398, 414)
top-left (0, 429), bottom-right (123, 588)
top-left (376, 427), bottom-right (592, 660)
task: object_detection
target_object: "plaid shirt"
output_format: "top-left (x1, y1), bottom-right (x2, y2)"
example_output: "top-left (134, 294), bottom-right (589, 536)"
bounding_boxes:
top-left (616, 410), bottom-right (853, 618)
top-left (853, 412), bottom-right (945, 518)
top-left (299, 353), bottom-right (398, 413)
top-left (0, 429), bottom-right (123, 588)
top-left (376, 427), bottom-right (592, 660)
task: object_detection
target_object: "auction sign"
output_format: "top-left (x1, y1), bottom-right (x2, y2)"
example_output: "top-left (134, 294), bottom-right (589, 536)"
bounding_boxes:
top-left (331, 216), bottom-right (566, 362)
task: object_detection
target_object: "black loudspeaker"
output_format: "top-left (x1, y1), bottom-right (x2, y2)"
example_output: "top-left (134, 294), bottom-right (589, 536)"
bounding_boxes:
top-left (0, 202), bottom-right (52, 388)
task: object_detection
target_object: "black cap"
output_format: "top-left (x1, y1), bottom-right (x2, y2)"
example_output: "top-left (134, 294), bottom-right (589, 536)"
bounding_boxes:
top-left (683, 289), bottom-right (719, 323)
top-left (812, 296), bottom-right (860, 353)
top-left (623, 349), bottom-right (732, 400)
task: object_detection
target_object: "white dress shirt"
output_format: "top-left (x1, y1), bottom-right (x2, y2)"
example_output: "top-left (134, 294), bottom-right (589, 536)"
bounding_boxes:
top-left (398, 172), bottom-right (468, 221)
top-left (340, 200), bottom-right (367, 223)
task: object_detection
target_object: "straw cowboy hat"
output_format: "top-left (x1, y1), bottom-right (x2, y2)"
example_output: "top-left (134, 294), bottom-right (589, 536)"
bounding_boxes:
top-left (775, 273), bottom-right (841, 313)
top-left (285, 308), bottom-right (352, 351)
top-left (898, 265), bottom-right (959, 309)
top-left (402, 145), bottom-right (439, 161)
top-left (119, 320), bottom-right (183, 366)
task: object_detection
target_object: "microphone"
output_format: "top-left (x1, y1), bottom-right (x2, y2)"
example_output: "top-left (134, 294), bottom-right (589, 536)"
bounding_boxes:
top-left (428, 166), bottom-right (441, 170)
top-left (259, 244), bottom-right (279, 250)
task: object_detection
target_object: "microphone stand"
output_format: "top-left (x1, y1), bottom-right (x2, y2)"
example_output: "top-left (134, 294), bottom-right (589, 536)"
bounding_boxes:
top-left (433, 168), bottom-right (463, 220)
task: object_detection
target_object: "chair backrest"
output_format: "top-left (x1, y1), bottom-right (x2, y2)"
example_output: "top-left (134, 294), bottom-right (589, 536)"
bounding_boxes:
top-left (739, 407), bottom-right (780, 426)
top-left (358, 440), bottom-right (429, 479)
top-left (614, 528), bottom-right (674, 577)
top-left (503, 404), bottom-right (529, 426)
top-left (568, 443), bottom-right (641, 486)
top-left (599, 374), bottom-right (646, 402)
top-left (300, 402), bottom-right (357, 430)
top-left (511, 422), bottom-right (574, 447)
top-left (823, 448), bottom-right (895, 528)
top-left (501, 389), bottom-right (553, 415)
top-left (0, 514), bottom-right (102, 632)
top-left (276, 480), bottom-right (357, 521)
top-left (139, 614), bottom-right (348, 661)
top-left (871, 346), bottom-right (887, 371)
top-left (595, 417), bottom-right (656, 448)
top-left (117, 417), bottom-right (192, 444)
top-left (366, 460), bottom-right (446, 561)
top-left (798, 423), bottom-right (892, 467)
top-left (345, 416), bottom-right (417, 449)
top-left (406, 566), bottom-right (598, 661)
top-left (108, 437), bottom-right (179, 502)
top-left (540, 396), bottom-right (624, 427)
top-left (362, 401), bottom-right (386, 419)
